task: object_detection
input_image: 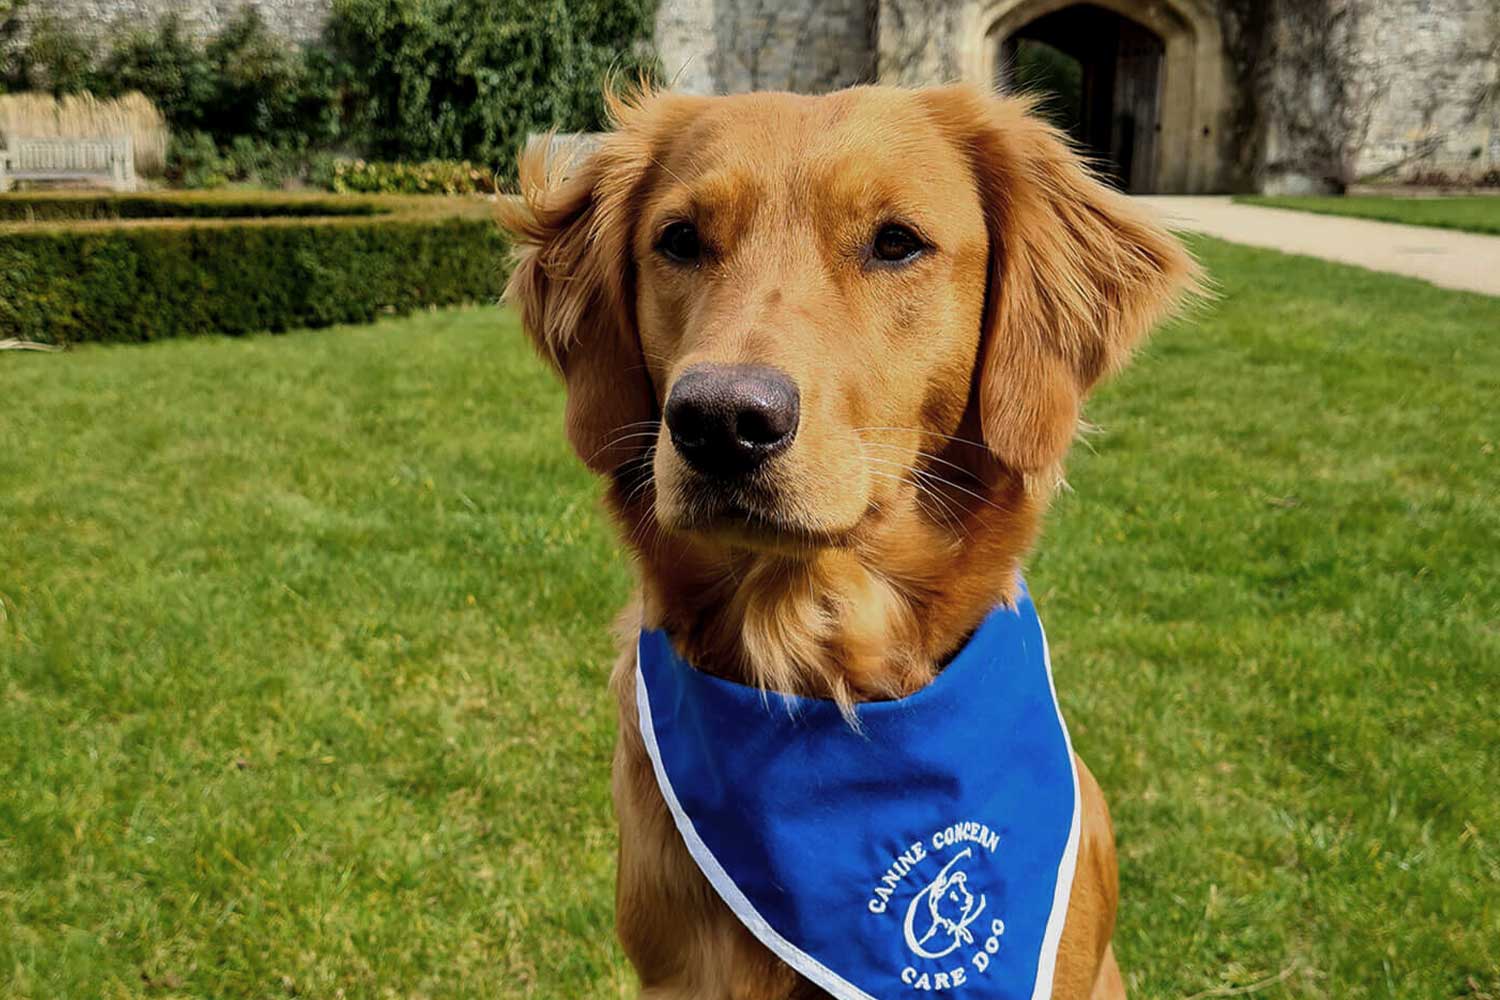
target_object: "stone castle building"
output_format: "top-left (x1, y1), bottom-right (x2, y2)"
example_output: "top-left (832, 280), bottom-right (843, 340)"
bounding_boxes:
top-left (658, 0), bottom-right (1500, 194)
top-left (19, 0), bottom-right (1500, 193)
top-left (23, 0), bottom-right (331, 45)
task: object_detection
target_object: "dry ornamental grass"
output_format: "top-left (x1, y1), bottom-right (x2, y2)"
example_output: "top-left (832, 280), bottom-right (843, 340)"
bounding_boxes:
top-left (0, 91), bottom-right (168, 175)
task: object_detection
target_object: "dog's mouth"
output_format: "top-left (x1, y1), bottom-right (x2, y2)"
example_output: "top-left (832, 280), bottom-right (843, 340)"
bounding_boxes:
top-left (661, 474), bottom-right (863, 552)
top-left (700, 505), bottom-right (856, 550)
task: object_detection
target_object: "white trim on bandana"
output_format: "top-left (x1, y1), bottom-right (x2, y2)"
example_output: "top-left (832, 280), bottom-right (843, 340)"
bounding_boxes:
top-left (1030, 619), bottom-right (1082, 1000)
top-left (634, 659), bottom-right (880, 1000)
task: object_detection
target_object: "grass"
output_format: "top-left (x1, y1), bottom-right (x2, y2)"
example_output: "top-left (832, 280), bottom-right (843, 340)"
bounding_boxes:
top-left (2, 238), bottom-right (1497, 999)
top-left (1236, 194), bottom-right (1500, 235)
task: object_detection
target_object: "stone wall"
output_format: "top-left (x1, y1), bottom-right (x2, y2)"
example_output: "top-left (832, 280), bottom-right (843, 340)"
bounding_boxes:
top-left (1250, 0), bottom-right (1498, 192)
top-left (18, 0), bottom-right (331, 43)
top-left (876, 0), bottom-right (967, 86)
top-left (1353, 0), bottom-right (1500, 182)
top-left (655, 0), bottom-right (876, 94)
top-left (655, 0), bottom-right (720, 94)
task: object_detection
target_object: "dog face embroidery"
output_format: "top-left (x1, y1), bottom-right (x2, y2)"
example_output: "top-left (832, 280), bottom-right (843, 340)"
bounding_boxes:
top-left (904, 849), bottom-right (988, 960)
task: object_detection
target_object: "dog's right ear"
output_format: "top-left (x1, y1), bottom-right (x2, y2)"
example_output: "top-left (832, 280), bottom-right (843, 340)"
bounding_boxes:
top-left (497, 118), bottom-right (657, 477)
top-left (919, 85), bottom-right (1199, 481)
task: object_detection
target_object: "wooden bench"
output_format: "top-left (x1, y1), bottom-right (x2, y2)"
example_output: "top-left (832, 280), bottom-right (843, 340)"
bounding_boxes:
top-left (0, 136), bottom-right (136, 192)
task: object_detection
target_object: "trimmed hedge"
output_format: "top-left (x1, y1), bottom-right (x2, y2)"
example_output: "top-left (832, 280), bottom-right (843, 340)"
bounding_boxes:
top-left (0, 193), bottom-right (383, 222)
top-left (0, 193), bottom-right (507, 345)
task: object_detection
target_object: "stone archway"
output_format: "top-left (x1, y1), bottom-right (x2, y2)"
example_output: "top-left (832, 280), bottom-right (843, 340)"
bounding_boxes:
top-left (956, 0), bottom-right (1230, 193)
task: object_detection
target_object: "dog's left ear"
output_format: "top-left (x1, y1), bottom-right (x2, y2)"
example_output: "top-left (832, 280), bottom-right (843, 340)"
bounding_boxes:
top-left (921, 86), bottom-right (1199, 477)
top-left (497, 100), bottom-right (661, 477)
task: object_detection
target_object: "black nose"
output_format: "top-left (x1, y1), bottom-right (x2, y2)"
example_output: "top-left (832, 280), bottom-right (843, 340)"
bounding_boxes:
top-left (664, 364), bottom-right (800, 478)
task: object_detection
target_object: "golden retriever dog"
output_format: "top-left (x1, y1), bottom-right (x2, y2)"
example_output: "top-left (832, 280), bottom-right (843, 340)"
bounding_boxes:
top-left (499, 83), bottom-right (1196, 999)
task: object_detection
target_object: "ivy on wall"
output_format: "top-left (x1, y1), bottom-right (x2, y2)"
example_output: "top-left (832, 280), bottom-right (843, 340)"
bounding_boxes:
top-left (327, 0), bottom-right (657, 168)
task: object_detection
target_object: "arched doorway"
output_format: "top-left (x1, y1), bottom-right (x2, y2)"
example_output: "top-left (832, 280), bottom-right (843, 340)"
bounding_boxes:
top-left (957, 0), bottom-right (1231, 193)
top-left (997, 5), bottom-right (1164, 192)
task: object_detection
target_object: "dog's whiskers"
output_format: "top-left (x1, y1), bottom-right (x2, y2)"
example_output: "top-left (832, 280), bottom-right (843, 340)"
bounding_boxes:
top-left (620, 449), bottom-right (664, 554)
top-left (584, 423), bottom-right (663, 467)
top-left (852, 425), bottom-right (991, 452)
top-left (859, 439), bottom-right (987, 486)
top-left (863, 465), bottom-right (970, 540)
top-left (861, 452), bottom-right (1007, 521)
top-left (910, 466), bottom-right (1011, 514)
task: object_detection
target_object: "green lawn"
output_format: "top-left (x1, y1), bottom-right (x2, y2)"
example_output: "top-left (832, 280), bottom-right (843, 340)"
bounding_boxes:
top-left (1236, 194), bottom-right (1500, 235)
top-left (3, 239), bottom-right (1498, 1000)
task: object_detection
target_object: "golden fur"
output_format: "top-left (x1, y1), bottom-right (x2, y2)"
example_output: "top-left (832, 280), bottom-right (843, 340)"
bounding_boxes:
top-left (499, 83), bottom-right (1197, 999)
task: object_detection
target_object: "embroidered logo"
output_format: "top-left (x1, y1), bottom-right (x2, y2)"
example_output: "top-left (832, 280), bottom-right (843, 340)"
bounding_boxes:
top-left (867, 821), bottom-right (1008, 992)
top-left (904, 849), bottom-right (985, 959)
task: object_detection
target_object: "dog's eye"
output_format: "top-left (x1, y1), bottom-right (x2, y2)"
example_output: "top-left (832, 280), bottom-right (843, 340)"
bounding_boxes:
top-left (657, 222), bottom-right (703, 264)
top-left (870, 223), bottom-right (926, 265)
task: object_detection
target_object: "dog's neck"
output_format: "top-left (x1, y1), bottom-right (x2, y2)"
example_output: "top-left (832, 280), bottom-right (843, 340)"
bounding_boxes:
top-left (614, 457), bottom-right (1045, 708)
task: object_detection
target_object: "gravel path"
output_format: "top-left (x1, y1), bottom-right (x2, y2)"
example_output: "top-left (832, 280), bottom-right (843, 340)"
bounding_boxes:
top-left (1136, 196), bottom-right (1500, 297)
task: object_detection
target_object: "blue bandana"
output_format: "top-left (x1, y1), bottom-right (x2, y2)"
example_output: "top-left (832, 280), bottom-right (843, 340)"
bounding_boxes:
top-left (635, 582), bottom-right (1080, 1000)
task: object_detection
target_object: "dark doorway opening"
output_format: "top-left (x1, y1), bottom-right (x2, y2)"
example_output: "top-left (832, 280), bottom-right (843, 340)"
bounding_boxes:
top-left (997, 4), bottom-right (1164, 192)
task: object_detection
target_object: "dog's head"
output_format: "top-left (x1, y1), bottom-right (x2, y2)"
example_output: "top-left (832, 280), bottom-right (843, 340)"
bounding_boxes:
top-left (931, 869), bottom-right (975, 929)
top-left (501, 84), bottom-right (1193, 561)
